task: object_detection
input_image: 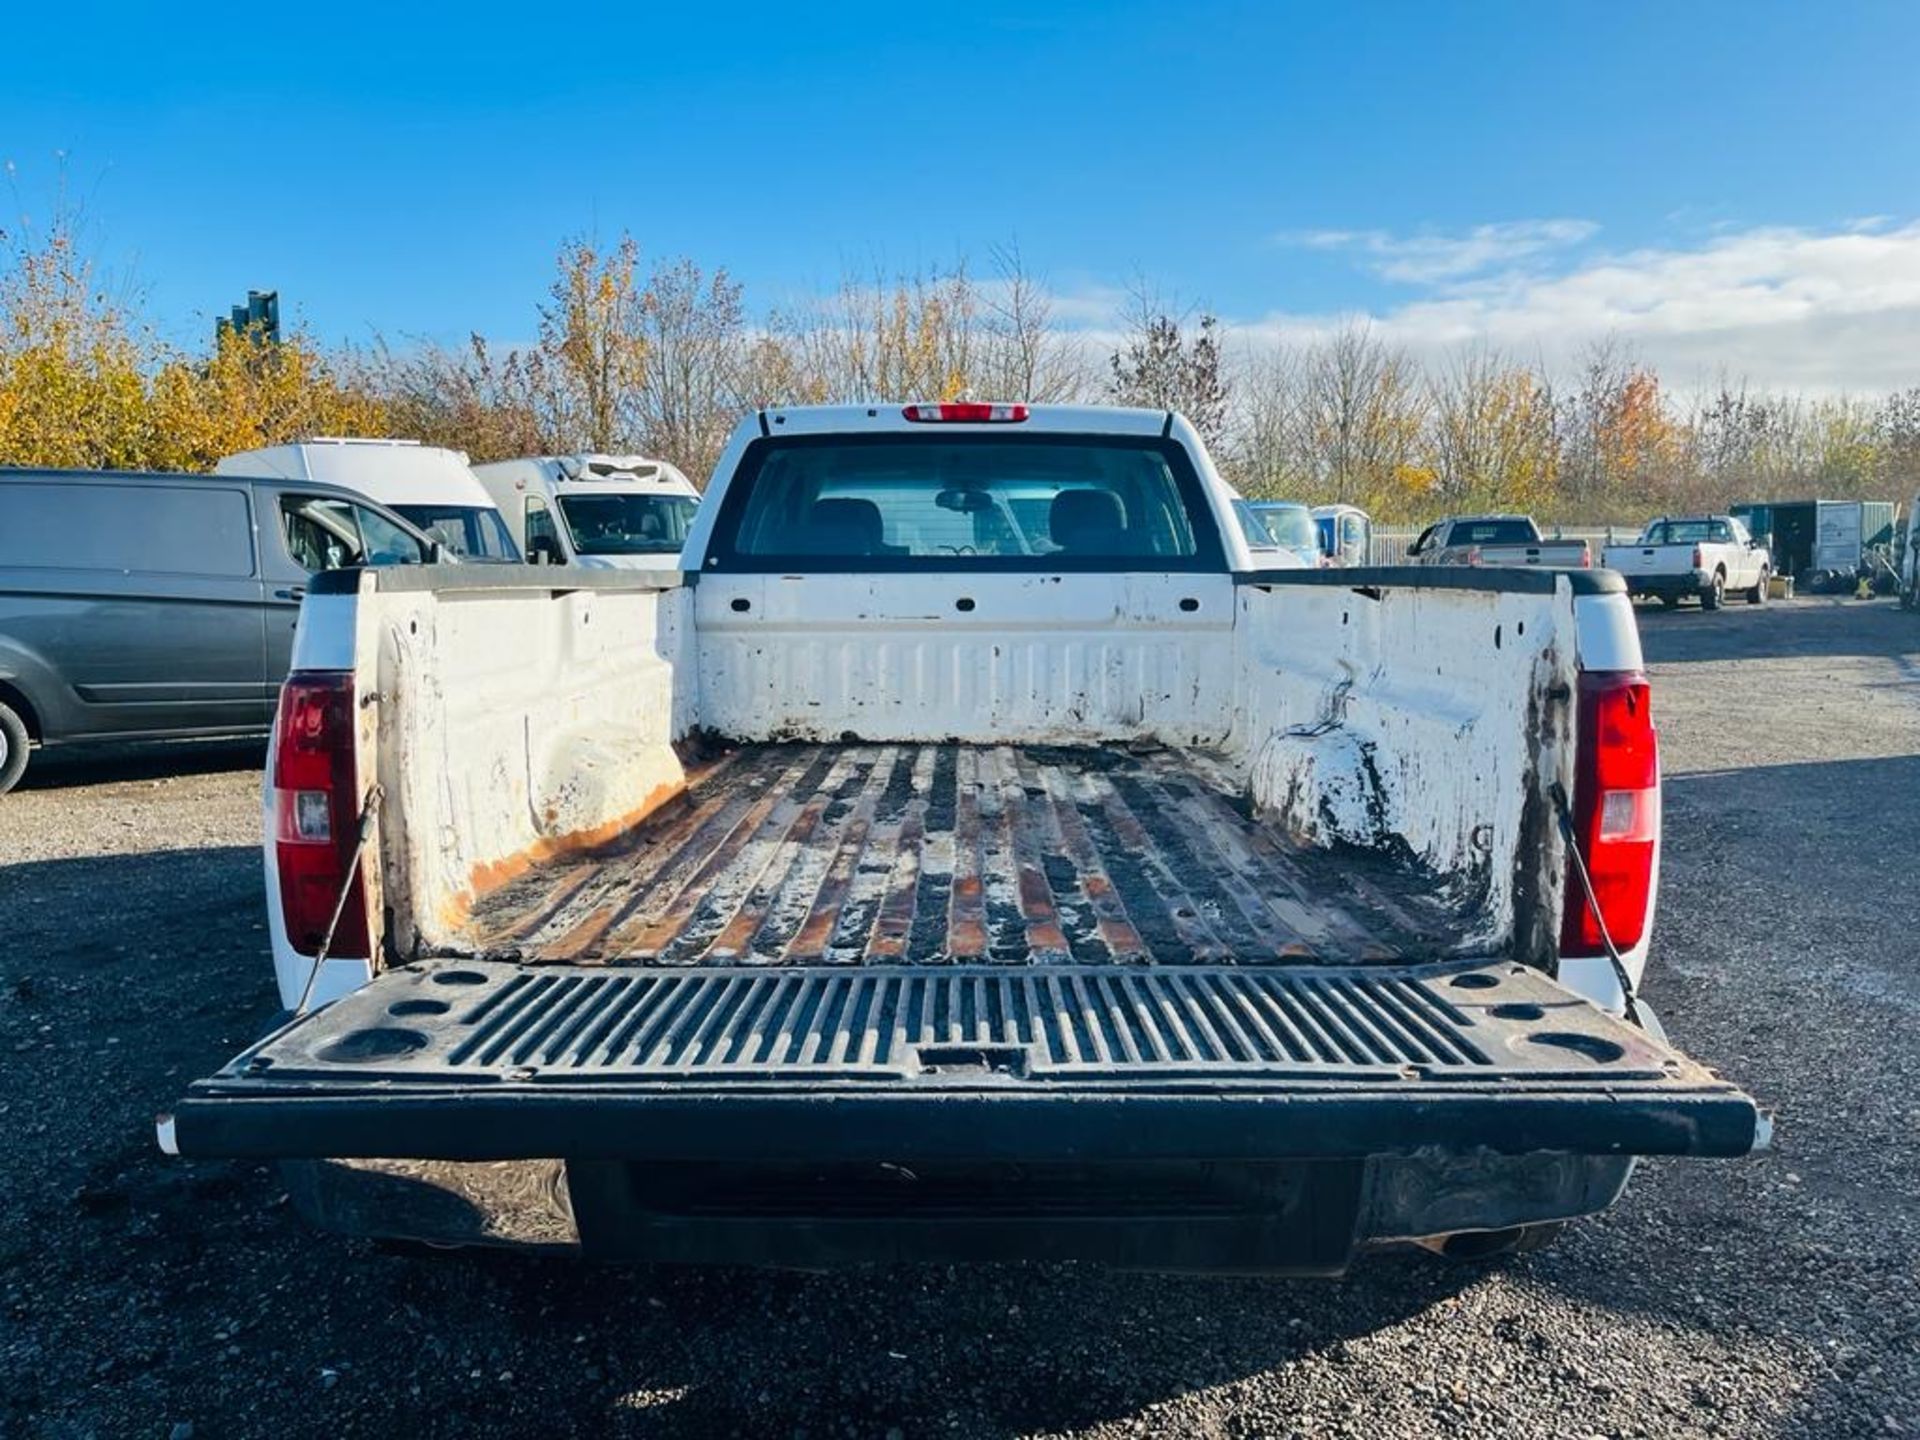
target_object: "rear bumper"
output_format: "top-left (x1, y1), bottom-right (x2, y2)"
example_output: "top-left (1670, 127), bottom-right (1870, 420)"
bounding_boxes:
top-left (280, 1150), bottom-right (1637, 1273)
top-left (1622, 572), bottom-right (1712, 598)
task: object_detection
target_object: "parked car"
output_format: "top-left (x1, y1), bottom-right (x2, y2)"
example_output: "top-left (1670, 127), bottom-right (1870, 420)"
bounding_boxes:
top-left (1603, 515), bottom-right (1771, 609)
top-left (1311, 503), bottom-right (1373, 566)
top-left (472, 453), bottom-right (699, 570)
top-left (0, 468), bottom-right (444, 793)
top-left (1229, 498), bottom-right (1309, 567)
top-left (217, 438), bottom-right (520, 562)
top-left (1244, 500), bottom-right (1324, 567)
top-left (162, 402), bottom-right (1763, 1273)
top-left (1407, 514), bottom-right (1592, 569)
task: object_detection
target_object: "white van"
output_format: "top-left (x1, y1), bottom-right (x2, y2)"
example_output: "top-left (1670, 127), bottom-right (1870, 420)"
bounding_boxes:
top-left (216, 438), bottom-right (520, 562)
top-left (472, 454), bottom-right (699, 570)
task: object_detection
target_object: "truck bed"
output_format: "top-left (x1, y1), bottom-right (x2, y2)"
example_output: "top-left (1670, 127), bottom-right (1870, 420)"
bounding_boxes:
top-left (455, 742), bottom-right (1468, 968)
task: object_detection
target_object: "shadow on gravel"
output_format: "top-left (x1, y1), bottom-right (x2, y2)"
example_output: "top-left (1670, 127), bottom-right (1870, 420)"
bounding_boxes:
top-left (292, 1244), bottom-right (1481, 1439)
top-left (14, 736), bottom-right (265, 790)
top-left (1632, 596), bottom-right (1917, 666)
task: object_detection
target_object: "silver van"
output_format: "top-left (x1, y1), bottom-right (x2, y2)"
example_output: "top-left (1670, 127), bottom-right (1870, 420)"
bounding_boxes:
top-left (0, 469), bottom-right (445, 793)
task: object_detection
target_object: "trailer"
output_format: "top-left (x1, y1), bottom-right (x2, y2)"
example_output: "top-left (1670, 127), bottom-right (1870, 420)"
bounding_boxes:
top-left (1729, 500), bottom-right (1898, 590)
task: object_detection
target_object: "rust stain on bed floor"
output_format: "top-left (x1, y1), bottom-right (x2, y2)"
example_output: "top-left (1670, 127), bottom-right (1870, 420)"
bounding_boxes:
top-left (450, 743), bottom-right (1471, 968)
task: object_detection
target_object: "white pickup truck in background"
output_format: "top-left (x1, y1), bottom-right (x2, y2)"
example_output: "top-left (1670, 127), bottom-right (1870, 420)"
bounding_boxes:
top-left (160, 402), bottom-right (1762, 1274)
top-left (1604, 516), bottom-right (1772, 609)
top-left (1407, 515), bottom-right (1592, 569)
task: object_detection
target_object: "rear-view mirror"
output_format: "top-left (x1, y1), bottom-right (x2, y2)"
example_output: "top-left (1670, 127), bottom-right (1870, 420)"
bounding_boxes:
top-left (936, 487), bottom-right (994, 514)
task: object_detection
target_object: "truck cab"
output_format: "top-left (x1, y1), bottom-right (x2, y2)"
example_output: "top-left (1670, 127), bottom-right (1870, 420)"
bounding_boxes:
top-left (1311, 503), bottom-right (1372, 566)
top-left (1409, 515), bottom-right (1592, 570)
top-left (473, 454), bottom-right (700, 570)
top-left (1241, 500), bottom-right (1322, 567)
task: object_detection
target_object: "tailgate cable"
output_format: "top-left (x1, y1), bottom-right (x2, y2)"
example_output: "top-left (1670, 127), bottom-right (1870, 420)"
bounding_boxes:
top-left (1551, 781), bottom-right (1641, 1028)
top-left (293, 783), bottom-right (385, 1016)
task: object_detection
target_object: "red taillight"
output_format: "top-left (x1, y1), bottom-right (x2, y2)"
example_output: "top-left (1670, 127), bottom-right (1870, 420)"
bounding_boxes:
top-left (1560, 671), bottom-right (1659, 956)
top-left (900, 402), bottom-right (1029, 423)
top-left (1692, 544), bottom-right (1704, 569)
top-left (273, 671), bottom-right (370, 958)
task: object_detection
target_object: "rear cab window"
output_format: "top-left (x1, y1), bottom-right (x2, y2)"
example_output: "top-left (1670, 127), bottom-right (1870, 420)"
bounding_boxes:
top-left (706, 435), bottom-right (1224, 571)
top-left (1642, 520), bottom-right (1717, 545)
top-left (1453, 519), bottom-right (1539, 546)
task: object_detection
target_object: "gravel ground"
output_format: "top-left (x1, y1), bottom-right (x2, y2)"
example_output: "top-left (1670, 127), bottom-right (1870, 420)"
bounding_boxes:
top-left (1, 597), bottom-right (1915, 1440)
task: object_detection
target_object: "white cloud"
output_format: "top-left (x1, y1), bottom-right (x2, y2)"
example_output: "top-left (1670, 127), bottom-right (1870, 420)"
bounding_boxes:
top-left (741, 219), bottom-right (1920, 398)
top-left (1041, 283), bottom-right (1132, 328)
top-left (1241, 220), bottom-right (1920, 394)
top-left (1285, 219), bottom-right (1599, 283)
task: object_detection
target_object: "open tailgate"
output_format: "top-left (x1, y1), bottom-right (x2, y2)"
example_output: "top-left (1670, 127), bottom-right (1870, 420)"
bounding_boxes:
top-left (162, 959), bottom-right (1763, 1162)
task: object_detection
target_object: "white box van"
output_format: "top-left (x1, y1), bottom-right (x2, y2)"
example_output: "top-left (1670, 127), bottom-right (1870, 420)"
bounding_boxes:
top-left (472, 454), bottom-right (699, 570)
top-left (216, 438), bottom-right (520, 562)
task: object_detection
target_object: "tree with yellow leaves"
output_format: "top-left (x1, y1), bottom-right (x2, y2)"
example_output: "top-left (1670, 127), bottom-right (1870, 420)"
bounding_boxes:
top-left (539, 234), bottom-right (648, 452)
top-left (0, 206), bottom-right (149, 469)
top-left (0, 199), bottom-right (384, 472)
top-left (143, 322), bottom-right (385, 470)
top-left (1428, 347), bottom-right (1560, 513)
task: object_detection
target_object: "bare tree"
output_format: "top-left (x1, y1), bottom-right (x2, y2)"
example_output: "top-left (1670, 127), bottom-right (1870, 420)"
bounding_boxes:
top-left (1225, 339), bottom-right (1306, 497)
top-left (779, 263), bottom-right (983, 402)
top-left (973, 243), bottom-right (1091, 402)
top-left (1877, 387), bottom-right (1920, 498)
top-left (1558, 336), bottom-right (1633, 505)
top-left (633, 257), bottom-right (746, 484)
top-left (1295, 322), bottom-right (1426, 507)
top-left (1107, 286), bottom-right (1230, 451)
top-left (370, 334), bottom-right (554, 462)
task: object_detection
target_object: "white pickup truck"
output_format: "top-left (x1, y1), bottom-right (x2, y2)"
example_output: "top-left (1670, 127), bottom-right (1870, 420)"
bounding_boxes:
top-left (160, 402), bottom-right (1763, 1273)
top-left (1604, 516), bottom-right (1772, 609)
top-left (1407, 515), bottom-right (1592, 570)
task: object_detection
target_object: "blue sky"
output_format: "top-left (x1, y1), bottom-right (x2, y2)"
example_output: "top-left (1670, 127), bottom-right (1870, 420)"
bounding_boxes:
top-left (6, 1), bottom-right (1920, 388)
